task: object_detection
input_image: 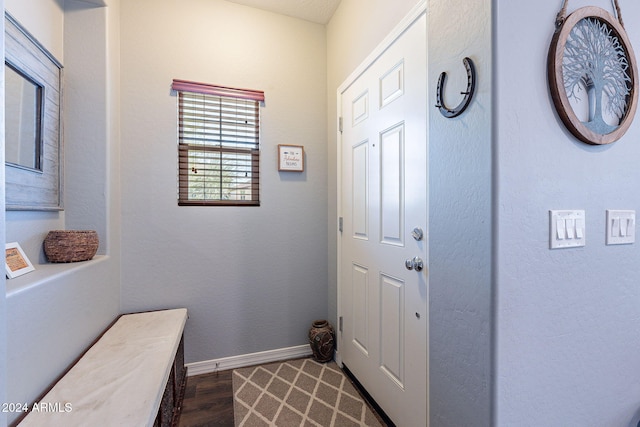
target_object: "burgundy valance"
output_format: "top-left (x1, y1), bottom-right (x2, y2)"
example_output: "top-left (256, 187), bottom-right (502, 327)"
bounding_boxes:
top-left (171, 79), bottom-right (265, 102)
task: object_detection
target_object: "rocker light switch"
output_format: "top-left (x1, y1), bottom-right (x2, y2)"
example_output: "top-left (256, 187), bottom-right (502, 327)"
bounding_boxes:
top-left (556, 220), bottom-right (565, 239)
top-left (550, 210), bottom-right (586, 249)
top-left (575, 219), bottom-right (584, 239)
top-left (606, 210), bottom-right (635, 245)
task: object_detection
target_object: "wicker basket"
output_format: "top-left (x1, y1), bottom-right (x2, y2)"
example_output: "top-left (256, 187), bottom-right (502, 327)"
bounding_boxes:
top-left (44, 230), bottom-right (99, 263)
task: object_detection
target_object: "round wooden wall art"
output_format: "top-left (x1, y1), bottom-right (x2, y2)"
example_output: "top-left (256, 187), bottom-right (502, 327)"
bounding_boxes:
top-left (548, 5), bottom-right (638, 145)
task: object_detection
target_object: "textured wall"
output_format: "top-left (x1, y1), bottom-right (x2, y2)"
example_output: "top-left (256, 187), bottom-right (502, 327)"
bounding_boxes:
top-left (0, 1), bottom-right (6, 424)
top-left (6, 258), bottom-right (119, 425)
top-left (4, 2), bottom-right (121, 424)
top-left (119, 0), bottom-right (328, 363)
top-left (63, 0), bottom-right (111, 255)
top-left (4, 0), bottom-right (63, 60)
top-left (495, 0), bottom-right (640, 424)
top-left (428, 0), bottom-right (493, 425)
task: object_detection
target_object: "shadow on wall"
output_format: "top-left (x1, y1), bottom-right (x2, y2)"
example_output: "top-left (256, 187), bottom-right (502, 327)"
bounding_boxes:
top-left (278, 170), bottom-right (308, 182)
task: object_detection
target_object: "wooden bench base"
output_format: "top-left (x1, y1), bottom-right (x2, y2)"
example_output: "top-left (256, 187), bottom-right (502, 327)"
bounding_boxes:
top-left (156, 335), bottom-right (187, 427)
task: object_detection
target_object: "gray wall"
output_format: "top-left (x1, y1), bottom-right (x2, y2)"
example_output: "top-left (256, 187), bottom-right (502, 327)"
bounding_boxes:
top-left (6, 258), bottom-right (119, 424)
top-left (0, 0), bottom-right (6, 424)
top-left (6, 1), bottom-right (640, 425)
top-left (495, 0), bottom-right (640, 425)
top-left (4, 2), bottom-right (121, 424)
top-left (118, 0), bottom-right (328, 363)
top-left (428, 0), bottom-right (493, 425)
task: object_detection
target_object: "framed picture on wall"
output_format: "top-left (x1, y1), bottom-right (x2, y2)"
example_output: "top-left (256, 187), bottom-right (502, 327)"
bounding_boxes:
top-left (278, 144), bottom-right (304, 172)
top-left (548, 4), bottom-right (638, 145)
top-left (5, 242), bottom-right (35, 279)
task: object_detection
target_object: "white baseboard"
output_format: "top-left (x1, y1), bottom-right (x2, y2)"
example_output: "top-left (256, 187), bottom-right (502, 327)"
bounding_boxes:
top-left (186, 344), bottom-right (313, 376)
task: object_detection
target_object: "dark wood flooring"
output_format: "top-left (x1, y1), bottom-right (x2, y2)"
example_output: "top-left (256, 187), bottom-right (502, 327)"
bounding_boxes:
top-left (178, 370), bottom-right (235, 427)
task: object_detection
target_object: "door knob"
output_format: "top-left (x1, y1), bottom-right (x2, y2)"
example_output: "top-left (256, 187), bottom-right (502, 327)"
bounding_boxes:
top-left (405, 256), bottom-right (424, 272)
top-left (405, 259), bottom-right (414, 270)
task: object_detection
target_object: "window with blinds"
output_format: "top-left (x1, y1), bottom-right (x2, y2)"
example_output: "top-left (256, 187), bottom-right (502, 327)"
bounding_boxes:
top-left (172, 79), bottom-right (263, 206)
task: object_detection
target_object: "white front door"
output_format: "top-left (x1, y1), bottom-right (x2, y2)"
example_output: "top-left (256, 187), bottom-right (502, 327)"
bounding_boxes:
top-left (338, 10), bottom-right (428, 427)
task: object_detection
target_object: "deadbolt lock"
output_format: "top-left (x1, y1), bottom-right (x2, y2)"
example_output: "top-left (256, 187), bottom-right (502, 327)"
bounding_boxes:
top-left (411, 227), bottom-right (424, 241)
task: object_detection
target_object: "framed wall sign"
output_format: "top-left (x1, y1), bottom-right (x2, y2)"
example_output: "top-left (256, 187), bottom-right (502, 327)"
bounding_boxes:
top-left (5, 242), bottom-right (35, 279)
top-left (278, 144), bottom-right (304, 172)
top-left (548, 3), bottom-right (638, 145)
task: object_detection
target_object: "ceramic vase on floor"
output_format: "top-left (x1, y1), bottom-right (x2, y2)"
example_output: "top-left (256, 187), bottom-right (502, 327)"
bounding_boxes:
top-left (308, 320), bottom-right (335, 363)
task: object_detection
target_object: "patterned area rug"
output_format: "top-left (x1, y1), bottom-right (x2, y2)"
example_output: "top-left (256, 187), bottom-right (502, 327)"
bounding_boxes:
top-left (232, 358), bottom-right (384, 426)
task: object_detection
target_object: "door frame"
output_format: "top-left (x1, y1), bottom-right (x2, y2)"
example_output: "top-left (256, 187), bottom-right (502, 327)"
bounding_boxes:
top-left (335, 0), bottom-right (428, 421)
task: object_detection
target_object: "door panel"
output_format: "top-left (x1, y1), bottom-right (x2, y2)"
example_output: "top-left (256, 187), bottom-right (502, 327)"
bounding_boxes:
top-left (352, 141), bottom-right (369, 239)
top-left (339, 11), bottom-right (427, 427)
top-left (352, 263), bottom-right (370, 355)
top-left (379, 273), bottom-right (405, 388)
top-left (380, 123), bottom-right (405, 246)
top-left (352, 91), bottom-right (369, 126)
top-left (380, 61), bottom-right (404, 108)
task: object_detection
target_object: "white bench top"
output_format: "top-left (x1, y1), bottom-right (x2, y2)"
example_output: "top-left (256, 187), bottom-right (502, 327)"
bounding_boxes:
top-left (19, 308), bottom-right (187, 427)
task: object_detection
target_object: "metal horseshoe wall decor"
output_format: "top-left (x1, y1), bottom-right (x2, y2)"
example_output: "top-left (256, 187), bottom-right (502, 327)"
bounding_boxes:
top-left (436, 57), bottom-right (477, 118)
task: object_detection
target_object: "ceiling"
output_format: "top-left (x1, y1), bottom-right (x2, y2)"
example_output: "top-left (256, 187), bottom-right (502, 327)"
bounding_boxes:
top-left (225, 0), bottom-right (342, 25)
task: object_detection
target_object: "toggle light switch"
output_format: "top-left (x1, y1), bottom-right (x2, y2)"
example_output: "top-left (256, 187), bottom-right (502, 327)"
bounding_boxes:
top-left (606, 210), bottom-right (635, 245)
top-left (550, 210), bottom-right (585, 249)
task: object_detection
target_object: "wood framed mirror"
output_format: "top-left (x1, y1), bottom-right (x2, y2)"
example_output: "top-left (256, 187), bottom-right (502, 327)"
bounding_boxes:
top-left (5, 12), bottom-right (63, 210)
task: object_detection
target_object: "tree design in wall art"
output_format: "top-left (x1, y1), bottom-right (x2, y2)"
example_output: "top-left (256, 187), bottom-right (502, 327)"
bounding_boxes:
top-left (548, 2), bottom-right (638, 145)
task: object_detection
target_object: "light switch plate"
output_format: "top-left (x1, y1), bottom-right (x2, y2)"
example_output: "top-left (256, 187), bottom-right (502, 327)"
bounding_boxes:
top-left (606, 210), bottom-right (635, 245)
top-left (550, 210), bottom-right (585, 249)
